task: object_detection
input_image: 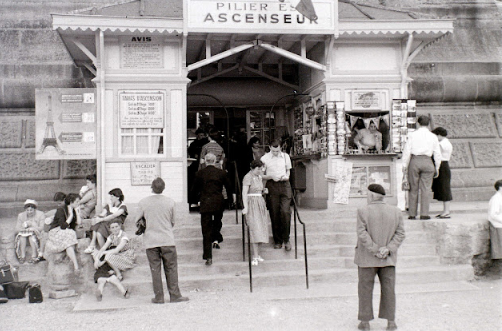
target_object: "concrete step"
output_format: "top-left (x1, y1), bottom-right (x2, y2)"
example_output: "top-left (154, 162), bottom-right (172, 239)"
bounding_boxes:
top-left (126, 255), bottom-right (442, 282)
top-left (119, 264), bottom-right (474, 295)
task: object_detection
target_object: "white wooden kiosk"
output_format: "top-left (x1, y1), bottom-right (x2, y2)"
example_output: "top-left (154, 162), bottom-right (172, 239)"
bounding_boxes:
top-left (51, 0), bottom-right (453, 214)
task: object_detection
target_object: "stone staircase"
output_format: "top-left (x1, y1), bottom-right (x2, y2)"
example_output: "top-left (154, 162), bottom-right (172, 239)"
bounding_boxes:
top-left (117, 209), bottom-right (474, 296)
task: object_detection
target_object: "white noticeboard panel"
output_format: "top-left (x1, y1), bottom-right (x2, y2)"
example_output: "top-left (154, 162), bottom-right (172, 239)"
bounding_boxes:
top-left (131, 162), bottom-right (161, 186)
top-left (119, 91), bottom-right (165, 129)
top-left (35, 88), bottom-right (97, 160)
top-left (188, 0), bottom-right (337, 34)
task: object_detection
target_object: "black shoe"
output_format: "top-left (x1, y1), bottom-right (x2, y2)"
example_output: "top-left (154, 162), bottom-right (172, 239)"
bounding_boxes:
top-left (420, 215), bottom-right (431, 220)
top-left (212, 242), bottom-right (220, 249)
top-left (205, 259), bottom-right (212, 266)
top-left (387, 321), bottom-right (397, 330)
top-left (151, 298), bottom-right (165, 304)
top-left (284, 241), bottom-right (292, 251)
top-left (358, 321), bottom-right (370, 330)
top-left (170, 296), bottom-right (189, 303)
top-left (273, 244), bottom-right (282, 249)
top-left (408, 216), bottom-right (416, 220)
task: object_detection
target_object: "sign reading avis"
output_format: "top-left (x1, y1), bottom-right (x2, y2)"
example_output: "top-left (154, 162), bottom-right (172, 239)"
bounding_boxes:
top-left (188, 0), bottom-right (337, 33)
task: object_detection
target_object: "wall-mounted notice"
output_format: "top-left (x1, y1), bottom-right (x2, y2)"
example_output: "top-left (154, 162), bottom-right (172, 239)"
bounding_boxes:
top-left (119, 91), bottom-right (165, 129)
top-left (120, 36), bottom-right (163, 69)
top-left (131, 161), bottom-right (160, 186)
top-left (35, 88), bottom-right (97, 160)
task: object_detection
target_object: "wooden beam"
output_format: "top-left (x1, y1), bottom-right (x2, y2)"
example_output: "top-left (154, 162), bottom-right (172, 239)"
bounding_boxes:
top-left (243, 65), bottom-right (299, 90)
top-left (68, 38), bottom-right (97, 64)
top-left (82, 62), bottom-right (96, 76)
top-left (187, 43), bottom-right (254, 72)
top-left (190, 64), bottom-right (239, 87)
top-left (259, 43), bottom-right (326, 71)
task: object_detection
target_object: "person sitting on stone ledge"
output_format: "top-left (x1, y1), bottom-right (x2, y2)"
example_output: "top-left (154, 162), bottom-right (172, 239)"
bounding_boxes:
top-left (488, 179), bottom-right (502, 260)
top-left (93, 262), bottom-right (130, 302)
top-left (44, 193), bottom-right (81, 274)
top-left (78, 174), bottom-right (97, 219)
top-left (15, 199), bottom-right (45, 264)
top-left (92, 220), bottom-right (135, 282)
top-left (84, 188), bottom-right (128, 254)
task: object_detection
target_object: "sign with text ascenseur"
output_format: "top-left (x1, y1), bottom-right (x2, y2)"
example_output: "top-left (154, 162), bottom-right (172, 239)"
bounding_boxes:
top-left (187, 0), bottom-right (337, 34)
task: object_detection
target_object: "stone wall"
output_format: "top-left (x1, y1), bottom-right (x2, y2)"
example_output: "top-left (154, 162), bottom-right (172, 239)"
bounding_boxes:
top-left (0, 1), bottom-right (112, 212)
top-left (422, 216), bottom-right (493, 276)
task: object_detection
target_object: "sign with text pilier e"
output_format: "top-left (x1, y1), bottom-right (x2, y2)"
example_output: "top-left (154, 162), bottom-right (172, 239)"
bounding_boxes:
top-left (35, 88), bottom-right (97, 160)
top-left (188, 0), bottom-right (337, 34)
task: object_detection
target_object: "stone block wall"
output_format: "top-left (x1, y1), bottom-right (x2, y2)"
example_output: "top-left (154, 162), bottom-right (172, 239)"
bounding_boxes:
top-left (0, 1), bottom-right (114, 213)
top-left (417, 104), bottom-right (502, 201)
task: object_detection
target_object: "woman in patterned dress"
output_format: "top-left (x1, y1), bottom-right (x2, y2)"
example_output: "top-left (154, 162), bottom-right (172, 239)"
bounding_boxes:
top-left (45, 193), bottom-right (81, 273)
top-left (242, 160), bottom-right (270, 265)
top-left (84, 188), bottom-right (128, 253)
top-left (93, 220), bottom-right (135, 281)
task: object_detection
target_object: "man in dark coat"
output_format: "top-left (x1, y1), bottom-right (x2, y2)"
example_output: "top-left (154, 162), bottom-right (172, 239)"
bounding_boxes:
top-left (354, 184), bottom-right (405, 331)
top-left (191, 153), bottom-right (232, 266)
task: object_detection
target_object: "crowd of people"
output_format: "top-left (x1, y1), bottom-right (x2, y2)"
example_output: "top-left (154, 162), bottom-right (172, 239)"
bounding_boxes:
top-left (11, 120), bottom-right (501, 328)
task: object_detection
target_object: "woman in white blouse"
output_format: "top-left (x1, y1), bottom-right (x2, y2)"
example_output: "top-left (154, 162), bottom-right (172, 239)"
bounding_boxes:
top-left (431, 127), bottom-right (453, 218)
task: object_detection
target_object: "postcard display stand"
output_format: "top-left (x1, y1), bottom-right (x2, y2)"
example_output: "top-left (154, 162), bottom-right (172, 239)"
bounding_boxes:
top-left (292, 98), bottom-right (329, 158)
top-left (391, 99), bottom-right (417, 152)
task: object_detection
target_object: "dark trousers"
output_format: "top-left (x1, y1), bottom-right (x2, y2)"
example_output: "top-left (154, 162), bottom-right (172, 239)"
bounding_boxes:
top-left (358, 266), bottom-right (396, 322)
top-left (266, 181), bottom-right (292, 245)
top-left (408, 155), bottom-right (435, 217)
top-left (146, 246), bottom-right (182, 301)
top-left (201, 211), bottom-right (223, 260)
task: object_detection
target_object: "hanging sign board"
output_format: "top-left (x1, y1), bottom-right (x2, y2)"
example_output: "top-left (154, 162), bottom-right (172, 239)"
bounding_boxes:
top-left (119, 91), bottom-right (165, 128)
top-left (131, 162), bottom-right (161, 186)
top-left (35, 88), bottom-right (97, 160)
top-left (187, 0), bottom-right (337, 34)
top-left (120, 36), bottom-right (164, 69)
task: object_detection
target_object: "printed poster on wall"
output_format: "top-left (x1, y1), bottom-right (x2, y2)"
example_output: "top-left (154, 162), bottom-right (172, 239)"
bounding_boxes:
top-left (331, 159), bottom-right (353, 204)
top-left (35, 88), bottom-right (97, 160)
top-left (131, 162), bottom-right (160, 186)
top-left (119, 91), bottom-right (165, 128)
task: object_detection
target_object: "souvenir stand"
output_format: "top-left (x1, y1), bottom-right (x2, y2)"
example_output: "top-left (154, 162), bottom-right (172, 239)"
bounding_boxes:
top-left (291, 96), bottom-right (417, 207)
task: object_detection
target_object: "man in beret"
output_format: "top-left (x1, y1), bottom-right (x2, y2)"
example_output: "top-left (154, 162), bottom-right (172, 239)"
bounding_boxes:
top-left (354, 184), bottom-right (406, 331)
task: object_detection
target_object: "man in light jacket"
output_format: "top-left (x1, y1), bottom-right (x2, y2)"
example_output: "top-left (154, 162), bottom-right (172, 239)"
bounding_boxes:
top-left (354, 184), bottom-right (406, 331)
top-left (134, 178), bottom-right (189, 304)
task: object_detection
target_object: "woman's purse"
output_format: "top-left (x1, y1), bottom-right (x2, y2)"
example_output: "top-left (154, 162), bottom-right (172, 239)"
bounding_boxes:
top-left (402, 173), bottom-right (410, 191)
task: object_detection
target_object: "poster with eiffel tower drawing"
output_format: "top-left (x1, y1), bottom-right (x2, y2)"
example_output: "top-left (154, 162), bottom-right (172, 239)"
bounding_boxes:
top-left (35, 88), bottom-right (97, 160)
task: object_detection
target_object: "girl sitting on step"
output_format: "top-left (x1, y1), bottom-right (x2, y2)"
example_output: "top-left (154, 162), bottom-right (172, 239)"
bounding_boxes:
top-left (93, 220), bottom-right (135, 282)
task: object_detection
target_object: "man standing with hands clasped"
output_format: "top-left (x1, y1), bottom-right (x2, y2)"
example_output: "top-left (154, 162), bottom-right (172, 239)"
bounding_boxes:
top-left (402, 115), bottom-right (441, 220)
top-left (261, 139), bottom-right (293, 251)
top-left (355, 184), bottom-right (405, 331)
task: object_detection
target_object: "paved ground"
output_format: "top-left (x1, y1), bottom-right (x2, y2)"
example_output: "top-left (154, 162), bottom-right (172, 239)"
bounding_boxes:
top-left (1, 276), bottom-right (501, 331)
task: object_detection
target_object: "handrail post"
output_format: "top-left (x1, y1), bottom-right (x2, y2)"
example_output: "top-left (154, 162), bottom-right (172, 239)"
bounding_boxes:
top-left (303, 224), bottom-right (309, 289)
top-left (293, 189), bottom-right (298, 259)
top-left (242, 213), bottom-right (246, 261)
top-left (247, 219), bottom-right (253, 293)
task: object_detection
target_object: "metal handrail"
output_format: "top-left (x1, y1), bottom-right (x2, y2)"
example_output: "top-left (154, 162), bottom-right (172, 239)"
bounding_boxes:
top-left (292, 189), bottom-right (309, 289)
top-left (243, 214), bottom-right (253, 293)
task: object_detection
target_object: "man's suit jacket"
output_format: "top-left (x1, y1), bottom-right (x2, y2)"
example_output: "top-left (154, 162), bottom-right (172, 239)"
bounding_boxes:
top-left (354, 201), bottom-right (405, 268)
top-left (191, 165), bottom-right (232, 214)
